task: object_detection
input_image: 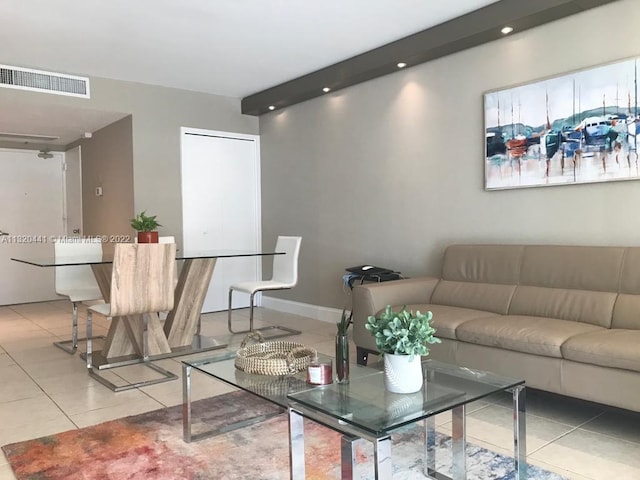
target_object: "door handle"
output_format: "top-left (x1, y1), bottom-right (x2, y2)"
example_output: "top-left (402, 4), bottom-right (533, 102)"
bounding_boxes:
top-left (0, 230), bottom-right (9, 235)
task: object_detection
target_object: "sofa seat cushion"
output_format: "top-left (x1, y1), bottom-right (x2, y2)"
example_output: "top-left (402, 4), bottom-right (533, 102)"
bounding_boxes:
top-left (561, 330), bottom-right (640, 372)
top-left (404, 304), bottom-right (496, 340)
top-left (456, 315), bottom-right (604, 358)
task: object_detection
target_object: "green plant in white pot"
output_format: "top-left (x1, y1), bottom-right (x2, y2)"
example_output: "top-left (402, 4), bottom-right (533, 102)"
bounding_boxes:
top-left (366, 305), bottom-right (441, 393)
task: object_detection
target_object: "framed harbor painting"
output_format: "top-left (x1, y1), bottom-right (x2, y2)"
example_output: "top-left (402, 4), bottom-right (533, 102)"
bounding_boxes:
top-left (484, 57), bottom-right (640, 190)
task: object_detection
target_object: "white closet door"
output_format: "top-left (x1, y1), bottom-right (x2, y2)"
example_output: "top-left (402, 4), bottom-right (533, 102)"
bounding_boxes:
top-left (181, 128), bottom-right (261, 312)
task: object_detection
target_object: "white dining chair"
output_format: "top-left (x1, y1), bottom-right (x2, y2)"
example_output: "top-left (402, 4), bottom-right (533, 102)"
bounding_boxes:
top-left (227, 235), bottom-right (302, 339)
top-left (54, 238), bottom-right (104, 354)
top-left (85, 242), bottom-right (177, 392)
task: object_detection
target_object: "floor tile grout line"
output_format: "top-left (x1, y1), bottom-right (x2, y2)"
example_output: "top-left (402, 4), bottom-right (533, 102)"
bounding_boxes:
top-left (2, 303), bottom-right (140, 431)
top-left (2, 347), bottom-right (81, 431)
top-left (527, 423), bottom-right (582, 455)
top-left (570, 410), bottom-right (640, 447)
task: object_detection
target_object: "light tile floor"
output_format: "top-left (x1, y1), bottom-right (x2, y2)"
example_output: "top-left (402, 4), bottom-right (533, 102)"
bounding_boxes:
top-left (1, 300), bottom-right (640, 480)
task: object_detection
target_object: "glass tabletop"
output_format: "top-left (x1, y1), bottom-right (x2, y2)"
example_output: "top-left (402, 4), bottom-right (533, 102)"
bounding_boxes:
top-left (287, 358), bottom-right (524, 436)
top-left (183, 351), bottom-right (379, 408)
top-left (11, 249), bottom-right (283, 266)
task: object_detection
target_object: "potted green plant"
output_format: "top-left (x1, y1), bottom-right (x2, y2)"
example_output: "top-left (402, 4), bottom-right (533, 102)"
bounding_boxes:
top-left (130, 211), bottom-right (161, 243)
top-left (366, 305), bottom-right (440, 393)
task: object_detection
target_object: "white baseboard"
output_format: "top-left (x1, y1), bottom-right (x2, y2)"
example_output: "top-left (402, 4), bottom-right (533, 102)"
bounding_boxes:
top-left (260, 296), bottom-right (344, 324)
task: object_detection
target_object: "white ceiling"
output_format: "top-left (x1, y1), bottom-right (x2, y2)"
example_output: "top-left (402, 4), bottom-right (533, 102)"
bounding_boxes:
top-left (0, 0), bottom-right (499, 146)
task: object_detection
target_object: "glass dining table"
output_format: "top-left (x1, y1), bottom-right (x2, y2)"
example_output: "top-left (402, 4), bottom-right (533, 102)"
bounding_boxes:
top-left (12, 248), bottom-right (283, 368)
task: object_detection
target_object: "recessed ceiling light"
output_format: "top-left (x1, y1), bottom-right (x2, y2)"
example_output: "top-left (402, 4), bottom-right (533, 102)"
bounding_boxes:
top-left (397, 62), bottom-right (407, 69)
top-left (322, 87), bottom-right (331, 93)
top-left (501, 26), bottom-right (514, 35)
top-left (268, 105), bottom-right (276, 111)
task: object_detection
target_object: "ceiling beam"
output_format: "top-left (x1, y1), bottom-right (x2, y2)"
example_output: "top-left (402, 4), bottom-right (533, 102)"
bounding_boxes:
top-left (241, 0), bottom-right (620, 116)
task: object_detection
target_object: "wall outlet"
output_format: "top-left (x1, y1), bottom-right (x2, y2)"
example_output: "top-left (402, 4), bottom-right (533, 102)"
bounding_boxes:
top-left (95, 186), bottom-right (103, 196)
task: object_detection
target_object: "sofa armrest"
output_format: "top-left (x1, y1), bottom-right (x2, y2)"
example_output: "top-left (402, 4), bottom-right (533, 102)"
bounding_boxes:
top-left (352, 276), bottom-right (440, 352)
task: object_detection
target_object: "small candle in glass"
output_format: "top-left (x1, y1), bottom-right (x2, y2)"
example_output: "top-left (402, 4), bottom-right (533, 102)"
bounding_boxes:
top-left (307, 360), bottom-right (333, 385)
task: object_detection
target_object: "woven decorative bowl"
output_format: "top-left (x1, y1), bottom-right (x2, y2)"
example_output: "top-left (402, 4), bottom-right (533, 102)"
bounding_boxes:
top-left (235, 332), bottom-right (317, 376)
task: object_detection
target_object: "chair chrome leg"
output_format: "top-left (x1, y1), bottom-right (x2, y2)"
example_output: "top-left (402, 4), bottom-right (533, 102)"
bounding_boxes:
top-left (249, 292), bottom-right (256, 331)
top-left (253, 324), bottom-right (302, 339)
top-left (86, 310), bottom-right (93, 371)
top-left (86, 311), bottom-right (178, 392)
top-left (54, 302), bottom-right (105, 355)
top-left (142, 313), bottom-right (149, 361)
top-left (227, 288), bottom-right (240, 333)
top-left (88, 361), bottom-right (178, 392)
top-left (72, 302), bottom-right (79, 349)
top-left (227, 289), bottom-right (259, 335)
top-left (227, 288), bottom-right (301, 339)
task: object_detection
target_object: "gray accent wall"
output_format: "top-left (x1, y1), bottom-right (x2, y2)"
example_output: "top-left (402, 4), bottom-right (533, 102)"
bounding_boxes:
top-left (259, 0), bottom-right (640, 309)
top-left (80, 115), bottom-right (134, 249)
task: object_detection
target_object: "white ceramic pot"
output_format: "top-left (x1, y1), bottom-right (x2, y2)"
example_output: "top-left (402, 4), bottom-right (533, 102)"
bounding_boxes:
top-left (383, 353), bottom-right (424, 394)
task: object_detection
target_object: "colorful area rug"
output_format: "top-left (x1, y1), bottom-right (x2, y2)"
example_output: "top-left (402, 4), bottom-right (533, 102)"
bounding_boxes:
top-left (2, 390), bottom-right (566, 479)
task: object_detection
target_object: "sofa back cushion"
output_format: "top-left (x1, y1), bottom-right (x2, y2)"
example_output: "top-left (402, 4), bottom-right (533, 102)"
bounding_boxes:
top-left (431, 245), bottom-right (523, 314)
top-left (509, 286), bottom-right (616, 327)
top-left (440, 244), bottom-right (524, 284)
top-left (518, 246), bottom-right (624, 292)
top-left (432, 280), bottom-right (517, 314)
top-left (508, 246), bottom-right (624, 328)
top-left (432, 244), bottom-right (633, 328)
top-left (613, 247), bottom-right (640, 330)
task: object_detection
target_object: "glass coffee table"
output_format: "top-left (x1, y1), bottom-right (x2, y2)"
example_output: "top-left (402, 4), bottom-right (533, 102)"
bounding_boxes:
top-left (288, 359), bottom-right (525, 480)
top-left (182, 353), bottom-right (525, 480)
top-left (182, 350), bottom-right (381, 442)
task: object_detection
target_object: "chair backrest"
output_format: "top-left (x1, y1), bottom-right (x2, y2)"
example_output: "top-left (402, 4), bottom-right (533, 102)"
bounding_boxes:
top-left (109, 243), bottom-right (176, 317)
top-left (133, 235), bottom-right (179, 289)
top-left (271, 236), bottom-right (302, 286)
top-left (54, 238), bottom-right (103, 295)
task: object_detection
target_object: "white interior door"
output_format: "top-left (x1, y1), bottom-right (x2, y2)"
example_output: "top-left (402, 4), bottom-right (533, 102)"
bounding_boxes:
top-left (0, 148), bottom-right (65, 305)
top-left (181, 128), bottom-right (261, 312)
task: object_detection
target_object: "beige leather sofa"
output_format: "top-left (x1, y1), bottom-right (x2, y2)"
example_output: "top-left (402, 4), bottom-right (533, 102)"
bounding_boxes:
top-left (352, 244), bottom-right (640, 412)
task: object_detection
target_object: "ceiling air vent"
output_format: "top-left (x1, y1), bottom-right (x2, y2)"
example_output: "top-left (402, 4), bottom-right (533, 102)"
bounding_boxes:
top-left (0, 64), bottom-right (90, 98)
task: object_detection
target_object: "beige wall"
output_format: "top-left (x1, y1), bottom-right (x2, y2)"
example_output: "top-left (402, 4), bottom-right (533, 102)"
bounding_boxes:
top-left (259, 0), bottom-right (640, 309)
top-left (0, 78), bottom-right (258, 247)
top-left (80, 115), bottom-right (134, 246)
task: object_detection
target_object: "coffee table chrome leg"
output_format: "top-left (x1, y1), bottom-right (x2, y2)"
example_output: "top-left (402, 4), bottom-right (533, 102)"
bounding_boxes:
top-left (373, 436), bottom-right (392, 479)
top-left (289, 408), bottom-right (305, 480)
top-left (451, 404), bottom-right (466, 480)
top-left (182, 363), bottom-right (193, 442)
top-left (425, 416), bottom-right (436, 477)
top-left (511, 385), bottom-right (527, 480)
top-left (341, 434), bottom-right (357, 480)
